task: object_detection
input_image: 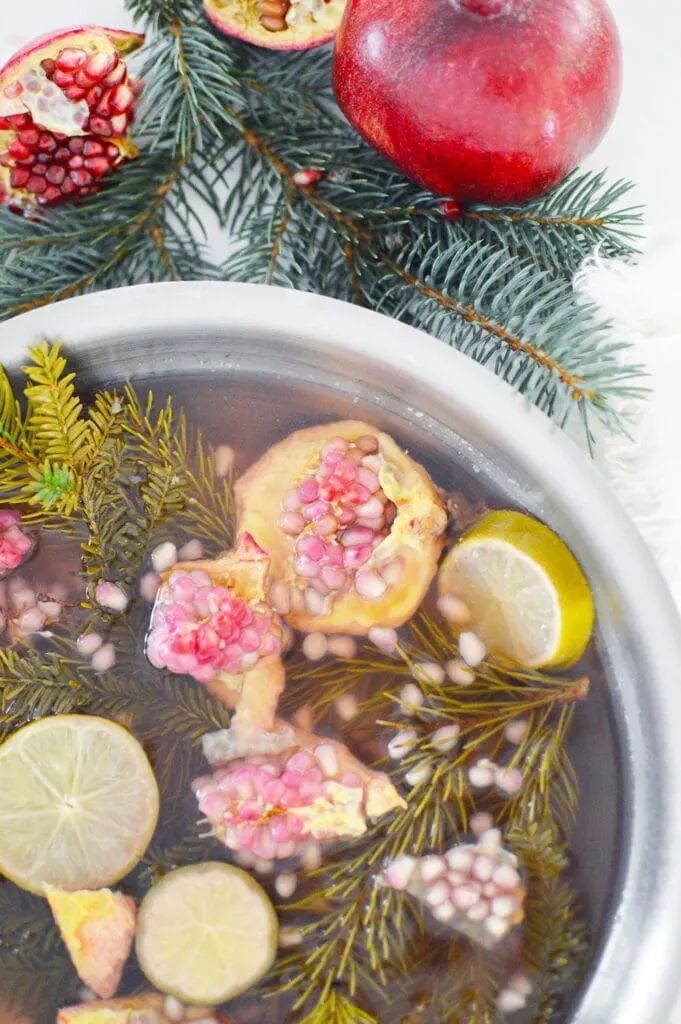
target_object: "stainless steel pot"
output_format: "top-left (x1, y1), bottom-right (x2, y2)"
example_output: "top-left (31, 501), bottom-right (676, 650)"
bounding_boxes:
top-left (2, 281), bottom-right (680, 1024)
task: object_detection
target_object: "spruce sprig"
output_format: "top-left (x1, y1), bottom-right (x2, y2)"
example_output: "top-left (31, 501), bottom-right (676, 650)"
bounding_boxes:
top-left (0, 12), bottom-right (644, 439)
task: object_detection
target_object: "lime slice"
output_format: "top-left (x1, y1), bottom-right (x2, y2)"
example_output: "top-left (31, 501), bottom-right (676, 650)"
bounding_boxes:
top-left (439, 510), bottom-right (594, 669)
top-left (136, 863), bottom-right (279, 1004)
top-left (0, 715), bottom-right (159, 894)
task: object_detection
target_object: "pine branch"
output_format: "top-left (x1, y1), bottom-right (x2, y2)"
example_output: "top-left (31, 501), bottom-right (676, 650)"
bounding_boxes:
top-left (298, 992), bottom-right (378, 1024)
top-left (219, 107), bottom-right (643, 434)
top-left (0, 882), bottom-right (77, 1024)
top-left (0, 14), bottom-right (644, 438)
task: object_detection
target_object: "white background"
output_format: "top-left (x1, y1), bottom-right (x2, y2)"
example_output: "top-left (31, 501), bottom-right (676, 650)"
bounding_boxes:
top-left (2, 1), bottom-right (681, 1020)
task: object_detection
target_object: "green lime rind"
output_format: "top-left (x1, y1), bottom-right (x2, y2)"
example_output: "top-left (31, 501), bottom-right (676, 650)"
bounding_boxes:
top-left (135, 862), bottom-right (279, 1005)
top-left (0, 714), bottom-right (159, 895)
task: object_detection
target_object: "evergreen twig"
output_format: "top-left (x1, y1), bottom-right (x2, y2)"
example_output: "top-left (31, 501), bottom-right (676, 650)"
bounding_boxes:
top-left (0, 13), bottom-right (644, 439)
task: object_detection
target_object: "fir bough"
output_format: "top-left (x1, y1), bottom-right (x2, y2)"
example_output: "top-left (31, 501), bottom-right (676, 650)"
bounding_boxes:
top-left (0, 1), bottom-right (644, 440)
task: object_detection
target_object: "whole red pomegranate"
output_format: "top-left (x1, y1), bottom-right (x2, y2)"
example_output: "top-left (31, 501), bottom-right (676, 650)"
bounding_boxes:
top-left (333, 0), bottom-right (621, 209)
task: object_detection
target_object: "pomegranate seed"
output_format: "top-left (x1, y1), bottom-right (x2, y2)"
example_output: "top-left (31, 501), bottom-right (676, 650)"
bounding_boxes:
top-left (109, 114), bottom-right (128, 136)
top-left (96, 95), bottom-right (111, 117)
top-left (83, 52), bottom-right (117, 82)
top-left (31, 164), bottom-right (47, 176)
top-left (8, 141), bottom-right (30, 160)
top-left (86, 85), bottom-right (104, 107)
top-left (293, 168), bottom-right (325, 188)
top-left (26, 175), bottom-right (47, 194)
top-left (73, 70), bottom-right (92, 89)
top-left (0, 118), bottom-right (11, 130)
top-left (40, 184), bottom-right (62, 204)
top-left (18, 128), bottom-right (40, 147)
top-left (102, 62), bottom-right (125, 88)
top-left (107, 144), bottom-right (119, 158)
top-left (56, 48), bottom-right (88, 72)
top-left (65, 85), bottom-right (87, 102)
top-left (38, 133), bottom-right (57, 152)
top-left (110, 84), bottom-right (134, 114)
top-left (68, 155), bottom-right (84, 169)
top-left (9, 167), bottom-right (29, 188)
top-left (54, 147), bottom-right (70, 162)
top-left (60, 177), bottom-right (77, 195)
top-left (46, 165), bottom-right (66, 185)
top-left (84, 156), bottom-right (111, 177)
top-left (68, 137), bottom-right (85, 153)
top-left (70, 168), bottom-right (92, 186)
top-left (36, 154), bottom-right (50, 163)
top-left (9, 114), bottom-right (30, 127)
top-left (52, 69), bottom-right (73, 88)
top-left (89, 116), bottom-right (112, 136)
top-left (83, 140), bottom-right (104, 157)
top-left (3, 81), bottom-right (23, 99)
top-left (40, 58), bottom-right (56, 76)
top-left (0, 154), bottom-right (12, 167)
top-left (440, 200), bottom-right (461, 220)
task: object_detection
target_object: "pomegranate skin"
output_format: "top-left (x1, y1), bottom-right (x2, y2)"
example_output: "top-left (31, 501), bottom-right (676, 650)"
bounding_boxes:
top-left (333, 0), bottom-right (622, 205)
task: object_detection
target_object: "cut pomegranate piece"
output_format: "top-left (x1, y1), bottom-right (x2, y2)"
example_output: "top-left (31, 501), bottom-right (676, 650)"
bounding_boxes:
top-left (0, 26), bottom-right (143, 211)
top-left (195, 721), bottom-right (406, 862)
top-left (235, 421), bottom-right (447, 635)
top-left (146, 533), bottom-right (286, 740)
top-left (203, 0), bottom-right (348, 50)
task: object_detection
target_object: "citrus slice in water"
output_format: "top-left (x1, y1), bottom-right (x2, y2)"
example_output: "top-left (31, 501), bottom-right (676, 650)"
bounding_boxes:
top-left (136, 862), bottom-right (279, 1004)
top-left (0, 715), bottom-right (159, 894)
top-left (439, 510), bottom-right (594, 669)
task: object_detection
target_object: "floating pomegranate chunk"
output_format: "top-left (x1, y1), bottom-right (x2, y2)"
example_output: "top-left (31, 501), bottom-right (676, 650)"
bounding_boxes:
top-left (0, 510), bottom-right (32, 576)
top-left (381, 828), bottom-right (526, 948)
top-left (236, 421), bottom-right (447, 634)
top-left (0, 26), bottom-right (143, 211)
top-left (203, 0), bottom-right (347, 50)
top-left (146, 533), bottom-right (286, 739)
top-left (195, 723), bottom-right (405, 861)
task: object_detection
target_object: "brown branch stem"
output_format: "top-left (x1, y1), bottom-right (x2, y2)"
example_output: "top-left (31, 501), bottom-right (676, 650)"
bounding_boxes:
top-left (465, 210), bottom-right (606, 228)
top-left (229, 110), bottom-right (591, 404)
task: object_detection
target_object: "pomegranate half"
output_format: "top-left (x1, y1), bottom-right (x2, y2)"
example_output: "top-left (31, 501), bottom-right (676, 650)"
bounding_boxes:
top-left (0, 26), bottom-right (143, 211)
top-left (204, 0), bottom-right (347, 50)
top-left (333, 0), bottom-right (622, 207)
top-left (236, 421), bottom-right (447, 635)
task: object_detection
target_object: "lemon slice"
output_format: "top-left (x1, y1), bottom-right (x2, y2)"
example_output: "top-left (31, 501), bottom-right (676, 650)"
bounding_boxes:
top-left (135, 863), bottom-right (278, 1005)
top-left (0, 715), bottom-right (159, 894)
top-left (439, 510), bottom-right (594, 669)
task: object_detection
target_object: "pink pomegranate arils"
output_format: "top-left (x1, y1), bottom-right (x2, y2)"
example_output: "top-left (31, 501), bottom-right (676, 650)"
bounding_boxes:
top-left (55, 48), bottom-right (88, 72)
top-left (9, 167), bottom-right (29, 187)
top-left (26, 175), bottom-right (46, 193)
top-left (1, 31), bottom-right (143, 210)
top-left (89, 116), bottom-right (112, 136)
top-left (102, 63), bottom-right (126, 89)
top-left (110, 84), bottom-right (135, 113)
top-left (277, 435), bottom-right (398, 606)
top-left (45, 165), bottom-right (65, 184)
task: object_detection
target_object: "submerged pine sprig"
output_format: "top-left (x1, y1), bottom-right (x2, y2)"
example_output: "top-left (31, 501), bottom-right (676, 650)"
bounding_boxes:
top-left (0, 12), bottom-right (644, 440)
top-left (272, 610), bottom-right (588, 1019)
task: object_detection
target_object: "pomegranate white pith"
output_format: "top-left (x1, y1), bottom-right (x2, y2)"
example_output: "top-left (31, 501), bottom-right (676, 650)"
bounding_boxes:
top-left (0, 27), bottom-right (143, 209)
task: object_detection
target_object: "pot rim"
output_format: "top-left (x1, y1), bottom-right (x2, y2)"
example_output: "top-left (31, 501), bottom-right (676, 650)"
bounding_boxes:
top-left (1, 281), bottom-right (680, 1024)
